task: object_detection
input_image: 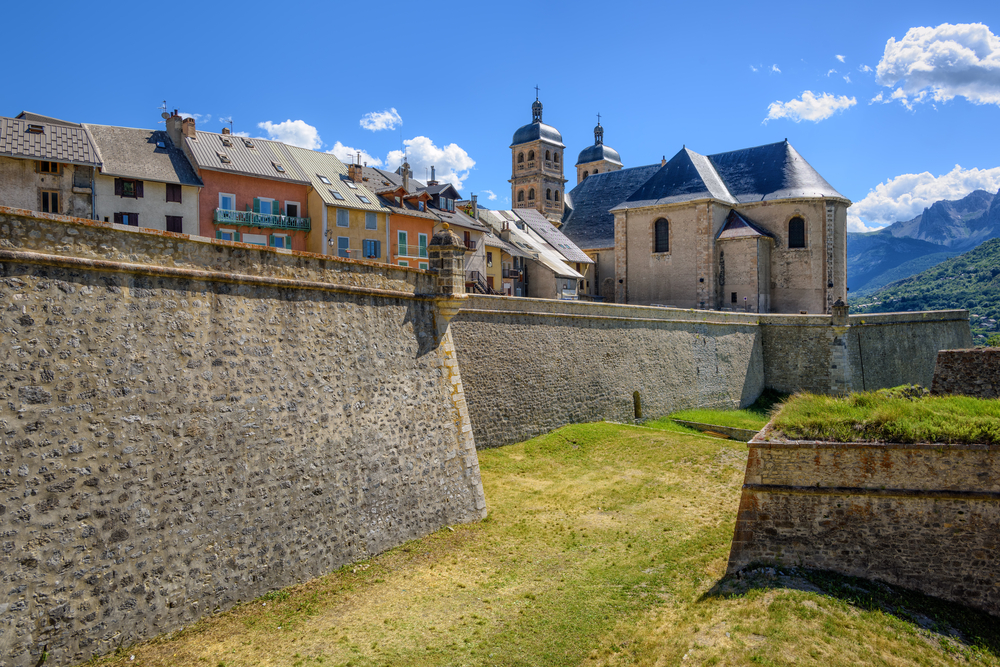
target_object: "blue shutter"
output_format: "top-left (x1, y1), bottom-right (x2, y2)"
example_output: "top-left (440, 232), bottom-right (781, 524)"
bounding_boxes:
top-left (375, 240), bottom-right (381, 258)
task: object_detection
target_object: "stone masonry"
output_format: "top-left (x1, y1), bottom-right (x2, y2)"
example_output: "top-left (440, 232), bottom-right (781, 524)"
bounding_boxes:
top-left (0, 208), bottom-right (486, 666)
top-left (931, 348), bottom-right (1000, 398)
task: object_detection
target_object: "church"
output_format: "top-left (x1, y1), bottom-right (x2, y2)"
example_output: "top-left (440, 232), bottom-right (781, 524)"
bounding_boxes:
top-left (509, 96), bottom-right (850, 314)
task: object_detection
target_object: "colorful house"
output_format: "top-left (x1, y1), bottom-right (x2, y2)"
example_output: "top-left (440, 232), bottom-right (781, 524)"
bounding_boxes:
top-left (168, 113), bottom-right (312, 250)
top-left (361, 164), bottom-right (437, 269)
top-left (287, 147), bottom-right (390, 261)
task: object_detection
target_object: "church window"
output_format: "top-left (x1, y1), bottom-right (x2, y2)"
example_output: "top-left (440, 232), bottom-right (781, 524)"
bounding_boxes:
top-left (583, 171), bottom-right (589, 179)
top-left (554, 153), bottom-right (560, 163)
top-left (545, 150), bottom-right (551, 160)
top-left (788, 216), bottom-right (805, 248)
top-left (555, 190), bottom-right (560, 202)
top-left (593, 169), bottom-right (599, 174)
top-left (528, 188), bottom-right (535, 200)
top-left (546, 189), bottom-right (551, 200)
top-left (528, 150), bottom-right (534, 161)
top-left (518, 152), bottom-right (524, 163)
top-left (517, 190), bottom-right (524, 202)
top-left (653, 218), bottom-right (669, 253)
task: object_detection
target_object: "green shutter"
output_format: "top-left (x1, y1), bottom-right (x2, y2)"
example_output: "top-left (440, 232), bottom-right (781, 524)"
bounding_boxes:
top-left (276, 201), bottom-right (283, 216)
top-left (216, 230), bottom-right (223, 240)
top-left (270, 234), bottom-right (276, 247)
top-left (234, 231), bottom-right (241, 242)
top-left (253, 197), bottom-right (260, 213)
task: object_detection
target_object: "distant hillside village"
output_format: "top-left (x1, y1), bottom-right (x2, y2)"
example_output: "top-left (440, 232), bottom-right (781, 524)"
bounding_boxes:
top-left (0, 98), bottom-right (853, 314)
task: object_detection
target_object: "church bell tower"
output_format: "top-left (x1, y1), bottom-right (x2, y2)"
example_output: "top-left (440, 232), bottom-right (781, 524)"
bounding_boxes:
top-left (509, 90), bottom-right (567, 224)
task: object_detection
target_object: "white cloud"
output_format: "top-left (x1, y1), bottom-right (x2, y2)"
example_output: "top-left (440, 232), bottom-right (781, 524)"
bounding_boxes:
top-left (849, 164), bottom-right (1000, 230)
top-left (858, 64), bottom-right (874, 73)
top-left (257, 119), bottom-right (322, 150)
top-left (843, 74), bottom-right (852, 84)
top-left (386, 136), bottom-right (476, 190)
top-left (836, 54), bottom-right (846, 63)
top-left (179, 112), bottom-right (212, 124)
top-left (826, 68), bottom-right (838, 76)
top-left (870, 92), bottom-right (885, 104)
top-left (876, 23), bottom-right (1000, 107)
top-left (764, 91), bottom-right (857, 123)
top-left (327, 141), bottom-right (383, 168)
top-left (482, 189), bottom-right (498, 201)
top-left (750, 64), bottom-right (759, 72)
top-left (360, 108), bottom-right (403, 132)
top-left (771, 64), bottom-right (781, 73)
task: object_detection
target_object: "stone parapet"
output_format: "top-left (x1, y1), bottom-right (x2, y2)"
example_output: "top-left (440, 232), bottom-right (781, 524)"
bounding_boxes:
top-left (931, 348), bottom-right (1000, 398)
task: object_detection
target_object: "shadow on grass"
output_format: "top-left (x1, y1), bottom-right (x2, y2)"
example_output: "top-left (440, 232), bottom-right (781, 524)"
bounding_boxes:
top-left (700, 565), bottom-right (1000, 660)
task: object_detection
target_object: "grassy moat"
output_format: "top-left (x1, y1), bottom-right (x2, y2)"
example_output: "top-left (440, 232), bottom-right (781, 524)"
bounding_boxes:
top-left (85, 407), bottom-right (1000, 667)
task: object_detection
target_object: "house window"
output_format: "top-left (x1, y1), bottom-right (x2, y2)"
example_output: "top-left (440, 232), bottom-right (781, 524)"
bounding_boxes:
top-left (115, 212), bottom-right (139, 226)
top-left (318, 175), bottom-right (332, 184)
top-left (337, 236), bottom-right (350, 258)
top-left (256, 197), bottom-right (275, 215)
top-left (115, 178), bottom-right (143, 198)
top-left (285, 201), bottom-right (300, 218)
top-left (788, 216), bottom-right (806, 248)
top-left (337, 209), bottom-right (349, 227)
top-left (365, 212), bottom-right (377, 229)
top-left (357, 195), bottom-right (371, 204)
top-left (345, 181), bottom-right (358, 189)
top-left (362, 239), bottom-right (381, 259)
top-left (398, 230), bottom-right (408, 256)
top-left (166, 183), bottom-right (182, 203)
top-left (418, 201), bottom-right (425, 211)
top-left (732, 292), bottom-right (738, 304)
top-left (272, 161), bottom-right (285, 173)
top-left (654, 218), bottom-right (669, 253)
top-left (166, 215), bottom-right (183, 233)
top-left (38, 161), bottom-right (60, 174)
top-left (418, 233), bottom-right (428, 258)
top-left (40, 190), bottom-right (59, 213)
top-left (242, 233), bottom-right (267, 246)
top-left (219, 193), bottom-right (235, 210)
top-left (330, 189), bottom-right (345, 201)
top-left (487, 251), bottom-right (493, 267)
top-left (517, 152), bottom-right (524, 163)
top-left (399, 260), bottom-right (409, 267)
top-left (517, 190), bottom-right (524, 202)
top-left (270, 234), bottom-right (290, 249)
top-left (418, 261), bottom-right (429, 270)
top-left (216, 228), bottom-right (239, 242)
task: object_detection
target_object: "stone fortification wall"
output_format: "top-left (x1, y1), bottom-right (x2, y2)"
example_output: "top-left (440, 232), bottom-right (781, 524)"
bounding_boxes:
top-left (727, 435), bottom-right (1000, 616)
top-left (450, 296), bottom-right (766, 449)
top-left (759, 310), bottom-right (972, 394)
top-left (0, 209), bottom-right (485, 666)
top-left (932, 348), bottom-right (1000, 398)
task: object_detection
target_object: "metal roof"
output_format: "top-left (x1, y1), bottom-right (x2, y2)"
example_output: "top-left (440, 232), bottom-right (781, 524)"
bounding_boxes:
top-left (482, 233), bottom-right (531, 258)
top-left (560, 164), bottom-right (662, 250)
top-left (716, 209), bottom-right (776, 241)
top-left (505, 224), bottom-right (583, 279)
top-left (0, 116), bottom-right (101, 166)
top-left (434, 207), bottom-right (489, 232)
top-left (184, 130), bottom-right (311, 184)
top-left (86, 124), bottom-right (202, 186)
top-left (15, 111), bottom-right (81, 128)
top-left (708, 140), bottom-right (847, 203)
top-left (512, 208), bottom-right (593, 264)
top-left (576, 142), bottom-right (622, 166)
top-left (285, 146), bottom-right (388, 213)
top-left (511, 122), bottom-right (565, 148)
top-left (616, 148), bottom-right (737, 211)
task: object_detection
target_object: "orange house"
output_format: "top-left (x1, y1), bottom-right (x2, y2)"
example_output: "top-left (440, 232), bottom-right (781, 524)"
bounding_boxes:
top-left (167, 114), bottom-right (312, 250)
top-left (377, 186), bottom-right (437, 268)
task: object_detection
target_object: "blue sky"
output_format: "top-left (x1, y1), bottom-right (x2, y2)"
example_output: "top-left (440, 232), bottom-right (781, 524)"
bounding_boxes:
top-left (6, 0), bottom-right (997, 232)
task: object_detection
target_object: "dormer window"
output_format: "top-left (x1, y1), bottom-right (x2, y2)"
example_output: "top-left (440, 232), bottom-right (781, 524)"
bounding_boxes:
top-left (243, 139), bottom-right (255, 148)
top-left (217, 152), bottom-right (231, 164)
top-left (357, 195), bottom-right (371, 204)
top-left (318, 175), bottom-right (332, 184)
top-left (329, 189), bottom-right (345, 201)
top-left (221, 137), bottom-right (233, 147)
top-left (272, 161), bottom-right (286, 173)
top-left (345, 181), bottom-right (358, 189)
top-left (26, 124), bottom-right (44, 134)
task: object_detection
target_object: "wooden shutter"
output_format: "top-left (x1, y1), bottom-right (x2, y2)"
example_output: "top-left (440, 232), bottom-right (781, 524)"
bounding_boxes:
top-left (131, 213), bottom-right (139, 227)
top-left (135, 181), bottom-right (144, 198)
top-left (375, 240), bottom-right (381, 258)
top-left (114, 178), bottom-right (123, 196)
top-left (114, 212), bottom-right (122, 225)
top-left (233, 231), bottom-right (240, 242)
top-left (270, 234), bottom-right (276, 247)
top-left (216, 230), bottom-right (223, 240)
top-left (253, 197), bottom-right (260, 213)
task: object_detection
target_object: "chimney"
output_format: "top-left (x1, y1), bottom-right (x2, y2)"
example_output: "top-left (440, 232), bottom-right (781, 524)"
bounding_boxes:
top-left (661, 155), bottom-right (666, 166)
top-left (182, 116), bottom-right (196, 138)
top-left (401, 161), bottom-right (410, 192)
top-left (427, 165), bottom-right (438, 186)
top-left (348, 163), bottom-right (363, 183)
top-left (471, 194), bottom-right (478, 220)
top-left (222, 127), bottom-right (231, 135)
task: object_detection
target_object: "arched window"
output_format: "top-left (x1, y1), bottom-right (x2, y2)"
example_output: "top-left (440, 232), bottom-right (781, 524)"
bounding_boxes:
top-left (788, 216), bottom-right (805, 248)
top-left (583, 171), bottom-right (589, 179)
top-left (555, 190), bottom-right (560, 202)
top-left (545, 150), bottom-right (551, 160)
top-left (517, 190), bottom-right (524, 202)
top-left (528, 188), bottom-right (535, 200)
top-left (528, 150), bottom-right (535, 161)
top-left (546, 188), bottom-right (552, 200)
top-left (653, 218), bottom-right (669, 253)
top-left (593, 169), bottom-right (599, 174)
top-left (554, 153), bottom-right (560, 163)
top-left (517, 152), bottom-right (524, 163)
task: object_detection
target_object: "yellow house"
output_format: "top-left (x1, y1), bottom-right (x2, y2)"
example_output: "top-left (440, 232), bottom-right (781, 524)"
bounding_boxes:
top-left (286, 146), bottom-right (390, 261)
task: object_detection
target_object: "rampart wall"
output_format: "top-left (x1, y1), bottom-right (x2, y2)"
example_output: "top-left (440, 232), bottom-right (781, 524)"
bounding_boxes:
top-left (727, 434), bottom-right (1000, 616)
top-left (0, 209), bottom-right (486, 666)
top-left (932, 348), bottom-right (1000, 398)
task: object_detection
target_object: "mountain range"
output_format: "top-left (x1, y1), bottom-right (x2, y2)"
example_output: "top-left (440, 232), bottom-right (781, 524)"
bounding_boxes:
top-left (847, 187), bottom-right (1000, 297)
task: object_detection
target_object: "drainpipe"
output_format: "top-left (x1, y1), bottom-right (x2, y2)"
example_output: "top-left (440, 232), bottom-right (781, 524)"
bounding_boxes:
top-left (385, 212), bottom-right (390, 265)
top-left (90, 167), bottom-right (96, 220)
top-left (321, 205), bottom-right (328, 255)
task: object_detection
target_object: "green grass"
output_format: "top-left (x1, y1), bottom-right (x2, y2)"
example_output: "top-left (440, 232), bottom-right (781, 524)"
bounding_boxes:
top-left (771, 389), bottom-right (1000, 444)
top-left (647, 388), bottom-right (787, 433)
top-left (82, 421), bottom-right (999, 667)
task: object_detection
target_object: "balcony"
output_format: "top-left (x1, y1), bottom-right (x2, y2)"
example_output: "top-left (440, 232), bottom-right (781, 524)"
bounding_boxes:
top-left (395, 243), bottom-right (428, 259)
top-left (503, 268), bottom-right (522, 279)
top-left (214, 208), bottom-right (311, 231)
top-left (465, 240), bottom-right (477, 251)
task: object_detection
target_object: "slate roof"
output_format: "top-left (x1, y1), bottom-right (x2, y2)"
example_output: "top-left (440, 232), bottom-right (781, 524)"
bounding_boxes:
top-left (422, 183), bottom-right (460, 198)
top-left (0, 116), bottom-right (101, 166)
top-left (286, 146), bottom-right (388, 213)
top-left (513, 208), bottom-right (593, 264)
top-left (576, 143), bottom-right (622, 166)
top-left (375, 192), bottom-right (440, 221)
top-left (86, 124), bottom-right (202, 186)
top-left (560, 164), bottom-right (662, 250)
top-left (434, 207), bottom-right (489, 232)
top-left (511, 122), bottom-right (565, 148)
top-left (185, 130), bottom-right (310, 184)
top-left (716, 209), bottom-right (775, 241)
top-left (613, 141), bottom-right (846, 212)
